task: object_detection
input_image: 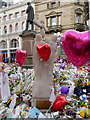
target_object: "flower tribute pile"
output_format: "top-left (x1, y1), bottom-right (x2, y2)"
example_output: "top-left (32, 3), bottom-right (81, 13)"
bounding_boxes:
top-left (0, 59), bottom-right (90, 119)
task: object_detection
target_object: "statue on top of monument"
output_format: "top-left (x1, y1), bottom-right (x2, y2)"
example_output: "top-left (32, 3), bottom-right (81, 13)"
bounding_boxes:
top-left (25, 2), bottom-right (34, 31)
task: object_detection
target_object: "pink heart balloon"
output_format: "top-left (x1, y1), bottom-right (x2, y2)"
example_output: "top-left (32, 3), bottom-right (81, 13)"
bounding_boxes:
top-left (62, 30), bottom-right (90, 67)
top-left (0, 52), bottom-right (3, 62)
top-left (16, 49), bottom-right (27, 67)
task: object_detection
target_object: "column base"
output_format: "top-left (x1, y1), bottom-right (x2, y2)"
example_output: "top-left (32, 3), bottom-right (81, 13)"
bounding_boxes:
top-left (32, 98), bottom-right (50, 110)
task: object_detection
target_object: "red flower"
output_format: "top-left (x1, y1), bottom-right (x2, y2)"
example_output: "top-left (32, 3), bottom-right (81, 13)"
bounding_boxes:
top-left (17, 97), bottom-right (20, 101)
top-left (2, 66), bottom-right (4, 70)
top-left (54, 89), bottom-right (57, 93)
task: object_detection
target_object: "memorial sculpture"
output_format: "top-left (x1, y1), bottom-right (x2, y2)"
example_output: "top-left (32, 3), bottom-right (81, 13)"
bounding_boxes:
top-left (25, 2), bottom-right (34, 31)
top-left (32, 20), bottom-right (57, 109)
top-left (20, 2), bottom-right (35, 67)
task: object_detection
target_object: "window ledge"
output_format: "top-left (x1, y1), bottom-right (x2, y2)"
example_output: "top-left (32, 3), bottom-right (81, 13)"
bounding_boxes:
top-left (75, 3), bottom-right (84, 6)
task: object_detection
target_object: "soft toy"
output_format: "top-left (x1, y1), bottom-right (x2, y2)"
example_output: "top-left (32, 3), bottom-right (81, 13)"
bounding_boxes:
top-left (23, 94), bottom-right (31, 106)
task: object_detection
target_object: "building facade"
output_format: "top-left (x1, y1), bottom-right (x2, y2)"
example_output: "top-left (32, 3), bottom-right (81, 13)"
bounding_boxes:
top-left (35, 0), bottom-right (89, 56)
top-left (0, 0), bottom-right (35, 62)
top-left (3, 0), bottom-right (13, 5)
top-left (0, 0), bottom-right (89, 62)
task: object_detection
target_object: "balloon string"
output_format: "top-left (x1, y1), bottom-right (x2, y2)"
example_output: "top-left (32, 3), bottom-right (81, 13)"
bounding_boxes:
top-left (45, 93), bottom-right (59, 116)
top-left (20, 67), bottom-right (23, 101)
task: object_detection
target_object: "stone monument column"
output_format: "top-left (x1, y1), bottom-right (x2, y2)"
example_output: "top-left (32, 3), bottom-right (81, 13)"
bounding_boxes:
top-left (19, 2), bottom-right (36, 68)
top-left (19, 31), bottom-right (36, 68)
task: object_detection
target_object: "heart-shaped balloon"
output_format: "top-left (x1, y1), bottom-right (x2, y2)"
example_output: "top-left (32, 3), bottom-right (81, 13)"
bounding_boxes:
top-left (52, 95), bottom-right (67, 111)
top-left (37, 44), bottom-right (51, 62)
top-left (62, 30), bottom-right (90, 67)
top-left (16, 49), bottom-right (27, 67)
top-left (0, 52), bottom-right (3, 62)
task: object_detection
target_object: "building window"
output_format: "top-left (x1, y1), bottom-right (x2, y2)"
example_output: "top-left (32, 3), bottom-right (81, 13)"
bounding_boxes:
top-left (61, 45), bottom-right (65, 55)
top-left (22, 22), bottom-right (25, 31)
top-left (10, 50), bottom-right (16, 63)
top-left (22, 10), bottom-right (26, 16)
top-left (9, 14), bottom-right (13, 19)
top-left (51, 2), bottom-right (56, 8)
top-left (58, 16), bottom-right (61, 25)
top-left (11, 39), bottom-right (19, 48)
top-left (76, 13), bottom-right (81, 23)
top-left (0, 27), bottom-right (1, 35)
top-left (47, 4), bottom-right (49, 9)
top-left (9, 25), bottom-right (12, 33)
top-left (58, 1), bottom-right (60, 6)
top-left (47, 18), bottom-right (50, 26)
top-left (51, 16), bottom-right (56, 25)
top-left (15, 23), bottom-right (18, 32)
top-left (4, 26), bottom-right (7, 34)
top-left (15, 12), bottom-right (19, 18)
top-left (2, 2), bottom-right (7, 7)
top-left (0, 17), bottom-right (1, 22)
top-left (0, 41), bottom-right (7, 49)
top-left (3, 16), bottom-right (7, 21)
top-left (76, 0), bottom-right (80, 4)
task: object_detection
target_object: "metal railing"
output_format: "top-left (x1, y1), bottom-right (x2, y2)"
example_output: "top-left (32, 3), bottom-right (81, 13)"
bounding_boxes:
top-left (74, 23), bottom-right (86, 31)
top-left (47, 25), bottom-right (62, 32)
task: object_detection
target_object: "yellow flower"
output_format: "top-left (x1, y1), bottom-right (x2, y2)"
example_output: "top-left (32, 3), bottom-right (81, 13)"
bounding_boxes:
top-left (24, 111), bottom-right (27, 114)
top-left (53, 79), bottom-right (56, 81)
top-left (71, 95), bottom-right (73, 97)
top-left (55, 86), bottom-right (58, 88)
top-left (86, 109), bottom-right (90, 118)
top-left (3, 81), bottom-right (5, 84)
top-left (63, 75), bottom-right (65, 79)
top-left (62, 81), bottom-right (65, 83)
top-left (21, 111), bottom-right (27, 116)
top-left (80, 110), bottom-right (85, 118)
top-left (81, 102), bottom-right (84, 105)
top-left (71, 103), bottom-right (73, 107)
top-left (16, 90), bottom-right (20, 95)
top-left (87, 81), bottom-right (90, 86)
top-left (7, 97), bottom-right (12, 105)
top-left (20, 82), bottom-right (23, 90)
top-left (79, 74), bottom-right (82, 77)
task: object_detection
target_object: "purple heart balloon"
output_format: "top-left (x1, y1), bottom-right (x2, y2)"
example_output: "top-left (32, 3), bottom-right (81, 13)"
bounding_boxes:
top-left (61, 85), bottom-right (69, 94)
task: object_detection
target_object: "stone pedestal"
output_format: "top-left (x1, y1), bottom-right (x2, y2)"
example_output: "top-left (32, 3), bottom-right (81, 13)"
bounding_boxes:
top-left (32, 98), bottom-right (50, 111)
top-left (19, 30), bottom-right (36, 68)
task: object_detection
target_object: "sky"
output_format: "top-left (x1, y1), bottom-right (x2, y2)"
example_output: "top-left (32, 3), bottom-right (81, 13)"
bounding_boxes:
top-left (13, 0), bottom-right (90, 4)
top-left (14, 0), bottom-right (24, 4)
